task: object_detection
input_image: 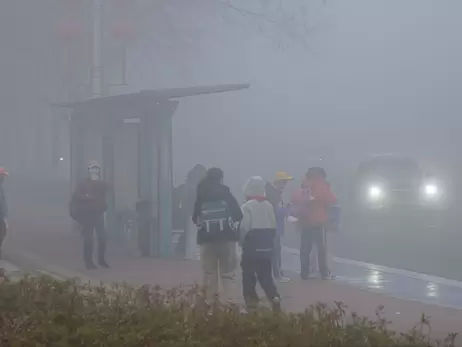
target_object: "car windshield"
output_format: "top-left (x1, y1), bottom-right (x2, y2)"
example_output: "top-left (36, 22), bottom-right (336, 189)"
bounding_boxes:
top-left (358, 157), bottom-right (422, 183)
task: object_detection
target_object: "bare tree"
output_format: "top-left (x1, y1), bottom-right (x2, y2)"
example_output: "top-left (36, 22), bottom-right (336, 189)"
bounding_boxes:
top-left (132, 0), bottom-right (327, 49)
top-left (219, 0), bottom-right (327, 44)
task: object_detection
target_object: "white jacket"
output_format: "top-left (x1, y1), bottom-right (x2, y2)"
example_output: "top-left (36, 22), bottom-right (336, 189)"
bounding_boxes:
top-left (240, 176), bottom-right (276, 243)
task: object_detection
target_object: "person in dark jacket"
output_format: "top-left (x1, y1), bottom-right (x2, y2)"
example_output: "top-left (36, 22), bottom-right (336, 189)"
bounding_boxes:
top-left (70, 161), bottom-right (109, 269)
top-left (0, 168), bottom-right (8, 259)
top-left (193, 167), bottom-right (243, 300)
top-left (240, 176), bottom-right (281, 311)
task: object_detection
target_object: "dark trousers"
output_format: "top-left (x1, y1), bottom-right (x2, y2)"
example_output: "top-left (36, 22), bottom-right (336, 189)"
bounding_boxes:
top-left (272, 235), bottom-right (282, 278)
top-left (300, 226), bottom-right (328, 278)
top-left (241, 253), bottom-right (279, 307)
top-left (82, 217), bottom-right (106, 265)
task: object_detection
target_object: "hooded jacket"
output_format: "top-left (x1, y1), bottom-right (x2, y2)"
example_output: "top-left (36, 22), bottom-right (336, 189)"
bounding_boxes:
top-left (193, 180), bottom-right (242, 245)
top-left (240, 177), bottom-right (276, 257)
top-left (292, 176), bottom-right (336, 228)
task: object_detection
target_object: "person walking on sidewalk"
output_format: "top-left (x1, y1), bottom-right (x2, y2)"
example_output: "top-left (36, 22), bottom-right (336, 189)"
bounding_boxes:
top-left (295, 167), bottom-right (336, 280)
top-left (0, 168), bottom-right (8, 259)
top-left (193, 168), bottom-right (243, 301)
top-left (265, 171), bottom-right (293, 283)
top-left (70, 161), bottom-right (109, 270)
top-left (241, 176), bottom-right (281, 311)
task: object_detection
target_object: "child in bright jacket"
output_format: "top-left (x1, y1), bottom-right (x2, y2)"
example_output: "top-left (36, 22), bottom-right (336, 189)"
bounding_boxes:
top-left (291, 167), bottom-right (336, 280)
top-left (240, 176), bottom-right (281, 311)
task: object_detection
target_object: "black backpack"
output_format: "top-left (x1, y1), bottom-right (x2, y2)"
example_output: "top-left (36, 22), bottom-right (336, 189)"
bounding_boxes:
top-left (199, 200), bottom-right (234, 235)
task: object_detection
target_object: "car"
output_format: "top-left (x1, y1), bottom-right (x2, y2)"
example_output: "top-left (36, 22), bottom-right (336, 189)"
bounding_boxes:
top-left (353, 154), bottom-right (446, 213)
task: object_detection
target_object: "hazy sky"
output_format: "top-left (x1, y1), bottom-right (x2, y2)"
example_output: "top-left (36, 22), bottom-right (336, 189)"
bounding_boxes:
top-left (126, 0), bottom-right (462, 192)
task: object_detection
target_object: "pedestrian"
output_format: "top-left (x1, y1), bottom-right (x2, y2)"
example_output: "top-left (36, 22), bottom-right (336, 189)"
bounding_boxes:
top-left (70, 161), bottom-right (109, 269)
top-left (182, 164), bottom-right (206, 259)
top-left (289, 181), bottom-right (319, 275)
top-left (293, 167), bottom-right (336, 280)
top-left (193, 167), bottom-right (243, 301)
top-left (240, 176), bottom-right (281, 311)
top-left (0, 168), bottom-right (8, 259)
top-left (265, 172), bottom-right (293, 283)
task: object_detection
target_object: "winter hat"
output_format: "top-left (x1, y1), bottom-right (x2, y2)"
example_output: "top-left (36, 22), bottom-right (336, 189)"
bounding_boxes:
top-left (88, 160), bottom-right (101, 170)
top-left (243, 176), bottom-right (266, 199)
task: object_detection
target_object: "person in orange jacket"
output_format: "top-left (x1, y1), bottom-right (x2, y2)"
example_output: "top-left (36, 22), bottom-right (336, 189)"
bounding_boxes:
top-left (294, 167), bottom-right (336, 280)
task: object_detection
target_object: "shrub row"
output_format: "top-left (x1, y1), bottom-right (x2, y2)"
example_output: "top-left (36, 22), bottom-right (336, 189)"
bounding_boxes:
top-left (0, 274), bottom-right (457, 346)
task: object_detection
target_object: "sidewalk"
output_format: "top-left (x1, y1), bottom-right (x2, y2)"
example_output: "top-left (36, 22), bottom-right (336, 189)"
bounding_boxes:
top-left (0, 259), bottom-right (23, 282)
top-left (4, 217), bottom-right (462, 340)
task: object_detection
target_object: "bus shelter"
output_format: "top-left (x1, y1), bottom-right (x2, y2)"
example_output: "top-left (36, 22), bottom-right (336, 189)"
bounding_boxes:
top-left (57, 84), bottom-right (249, 258)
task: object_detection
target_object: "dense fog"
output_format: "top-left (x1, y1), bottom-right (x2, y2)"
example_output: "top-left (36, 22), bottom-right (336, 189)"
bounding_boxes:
top-left (2, 0), bottom-right (462, 280)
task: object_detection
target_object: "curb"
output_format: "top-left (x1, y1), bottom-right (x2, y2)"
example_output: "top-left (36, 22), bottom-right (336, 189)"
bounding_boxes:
top-left (3, 250), bottom-right (97, 285)
top-left (0, 260), bottom-right (21, 275)
top-left (282, 245), bottom-right (462, 289)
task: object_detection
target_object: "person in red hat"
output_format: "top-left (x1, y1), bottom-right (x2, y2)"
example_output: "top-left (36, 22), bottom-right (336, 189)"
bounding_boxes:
top-left (0, 168), bottom-right (9, 259)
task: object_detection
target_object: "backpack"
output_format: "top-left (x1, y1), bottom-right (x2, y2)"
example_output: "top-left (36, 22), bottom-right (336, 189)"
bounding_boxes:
top-left (199, 200), bottom-right (233, 235)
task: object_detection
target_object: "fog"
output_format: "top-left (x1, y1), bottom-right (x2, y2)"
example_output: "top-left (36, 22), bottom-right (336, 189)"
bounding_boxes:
top-left (2, 0), bottom-right (462, 281)
top-left (2, 0), bottom-right (461, 186)
top-left (127, 0), bottom-right (462, 192)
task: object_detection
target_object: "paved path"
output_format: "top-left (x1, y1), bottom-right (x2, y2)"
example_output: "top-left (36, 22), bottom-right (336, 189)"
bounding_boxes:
top-left (3, 217), bottom-right (462, 340)
top-left (282, 245), bottom-right (462, 310)
top-left (280, 222), bottom-right (462, 309)
top-left (0, 259), bottom-right (24, 282)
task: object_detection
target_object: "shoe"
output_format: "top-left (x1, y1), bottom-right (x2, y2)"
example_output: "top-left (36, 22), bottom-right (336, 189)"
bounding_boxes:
top-left (244, 298), bottom-right (259, 312)
top-left (85, 261), bottom-right (97, 270)
top-left (276, 276), bottom-right (291, 283)
top-left (98, 260), bottom-right (110, 268)
top-left (322, 274), bottom-right (335, 280)
top-left (271, 297), bottom-right (281, 312)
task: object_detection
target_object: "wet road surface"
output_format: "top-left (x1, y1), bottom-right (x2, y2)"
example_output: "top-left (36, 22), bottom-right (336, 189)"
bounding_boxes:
top-left (282, 245), bottom-right (462, 309)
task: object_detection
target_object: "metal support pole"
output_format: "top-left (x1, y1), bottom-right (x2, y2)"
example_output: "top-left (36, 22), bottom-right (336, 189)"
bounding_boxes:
top-left (70, 110), bottom-right (85, 192)
top-left (138, 114), bottom-right (153, 256)
top-left (92, 0), bottom-right (116, 234)
top-left (91, 0), bottom-right (104, 99)
top-left (102, 113), bottom-right (116, 236)
top-left (156, 101), bottom-right (178, 258)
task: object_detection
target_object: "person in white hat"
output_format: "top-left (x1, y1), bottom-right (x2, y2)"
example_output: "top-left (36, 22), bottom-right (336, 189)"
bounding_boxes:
top-left (241, 176), bottom-right (281, 311)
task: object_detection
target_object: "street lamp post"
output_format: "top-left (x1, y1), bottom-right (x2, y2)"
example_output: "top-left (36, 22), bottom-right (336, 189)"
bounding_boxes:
top-left (91, 0), bottom-right (105, 99)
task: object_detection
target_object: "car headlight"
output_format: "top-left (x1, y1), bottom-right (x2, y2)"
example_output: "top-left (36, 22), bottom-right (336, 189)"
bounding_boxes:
top-left (424, 184), bottom-right (438, 196)
top-left (367, 185), bottom-right (384, 201)
top-left (422, 183), bottom-right (441, 200)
